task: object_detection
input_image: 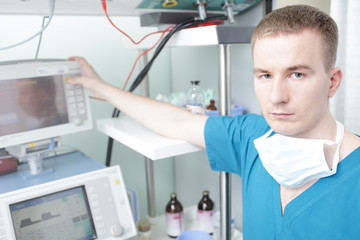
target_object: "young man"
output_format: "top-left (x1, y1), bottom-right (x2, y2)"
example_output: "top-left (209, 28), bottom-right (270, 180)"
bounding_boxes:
top-left (69, 5), bottom-right (360, 239)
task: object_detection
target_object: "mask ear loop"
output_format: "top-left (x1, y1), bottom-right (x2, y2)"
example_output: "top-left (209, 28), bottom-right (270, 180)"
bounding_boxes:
top-left (329, 121), bottom-right (345, 173)
top-left (259, 128), bottom-right (274, 139)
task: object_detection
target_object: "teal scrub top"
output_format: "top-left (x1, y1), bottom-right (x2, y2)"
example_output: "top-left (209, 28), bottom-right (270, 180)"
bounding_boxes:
top-left (204, 114), bottom-right (360, 240)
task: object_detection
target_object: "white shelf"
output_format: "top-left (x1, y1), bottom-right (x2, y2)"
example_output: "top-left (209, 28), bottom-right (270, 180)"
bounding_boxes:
top-left (122, 25), bottom-right (254, 49)
top-left (97, 116), bottom-right (203, 160)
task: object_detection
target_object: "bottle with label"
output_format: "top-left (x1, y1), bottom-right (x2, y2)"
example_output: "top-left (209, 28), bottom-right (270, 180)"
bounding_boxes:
top-left (197, 190), bottom-right (214, 235)
top-left (206, 99), bottom-right (217, 111)
top-left (166, 193), bottom-right (184, 238)
top-left (186, 80), bottom-right (205, 114)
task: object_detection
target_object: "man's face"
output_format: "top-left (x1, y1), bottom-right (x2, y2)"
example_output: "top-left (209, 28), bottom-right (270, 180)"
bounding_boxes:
top-left (17, 82), bottom-right (51, 118)
top-left (253, 29), bottom-right (333, 138)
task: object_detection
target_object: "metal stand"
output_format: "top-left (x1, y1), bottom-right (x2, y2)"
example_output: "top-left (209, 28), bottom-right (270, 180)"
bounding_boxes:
top-left (27, 153), bottom-right (45, 175)
top-left (218, 44), bottom-right (232, 240)
top-left (145, 157), bottom-right (156, 217)
top-left (139, 50), bottom-right (157, 218)
top-left (19, 152), bottom-right (54, 180)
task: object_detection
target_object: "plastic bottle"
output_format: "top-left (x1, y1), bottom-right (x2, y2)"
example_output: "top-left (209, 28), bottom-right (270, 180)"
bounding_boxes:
top-left (166, 193), bottom-right (184, 238)
top-left (186, 80), bottom-right (205, 114)
top-left (206, 99), bottom-right (217, 110)
top-left (197, 190), bottom-right (214, 235)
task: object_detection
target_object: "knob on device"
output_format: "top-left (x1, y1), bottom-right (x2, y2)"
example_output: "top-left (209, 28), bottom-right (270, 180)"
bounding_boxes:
top-left (110, 224), bottom-right (123, 237)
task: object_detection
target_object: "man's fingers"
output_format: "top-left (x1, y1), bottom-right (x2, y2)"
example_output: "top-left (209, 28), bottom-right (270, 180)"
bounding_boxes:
top-left (66, 76), bottom-right (82, 85)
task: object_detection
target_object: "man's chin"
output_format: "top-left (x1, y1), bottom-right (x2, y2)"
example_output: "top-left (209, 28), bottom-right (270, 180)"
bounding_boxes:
top-left (267, 122), bottom-right (298, 136)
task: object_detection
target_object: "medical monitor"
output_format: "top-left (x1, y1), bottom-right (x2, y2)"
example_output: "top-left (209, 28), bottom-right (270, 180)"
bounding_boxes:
top-left (10, 186), bottom-right (96, 240)
top-left (0, 166), bottom-right (137, 240)
top-left (0, 60), bottom-right (92, 150)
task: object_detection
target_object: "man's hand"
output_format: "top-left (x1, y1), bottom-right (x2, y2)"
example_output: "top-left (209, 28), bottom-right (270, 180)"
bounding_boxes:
top-left (67, 56), bottom-right (108, 101)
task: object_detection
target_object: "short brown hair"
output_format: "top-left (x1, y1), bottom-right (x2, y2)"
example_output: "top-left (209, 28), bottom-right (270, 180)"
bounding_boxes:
top-left (251, 5), bottom-right (338, 70)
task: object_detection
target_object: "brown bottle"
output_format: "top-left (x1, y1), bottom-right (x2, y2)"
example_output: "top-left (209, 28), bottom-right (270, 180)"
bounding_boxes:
top-left (206, 99), bottom-right (217, 110)
top-left (165, 193), bottom-right (184, 238)
top-left (197, 190), bottom-right (214, 234)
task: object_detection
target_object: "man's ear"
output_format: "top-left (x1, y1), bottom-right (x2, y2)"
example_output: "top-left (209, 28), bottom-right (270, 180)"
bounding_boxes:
top-left (328, 67), bottom-right (343, 98)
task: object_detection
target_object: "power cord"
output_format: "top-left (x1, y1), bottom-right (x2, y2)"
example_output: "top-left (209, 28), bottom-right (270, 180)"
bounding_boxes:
top-left (0, 0), bottom-right (55, 51)
top-left (35, 16), bottom-right (49, 59)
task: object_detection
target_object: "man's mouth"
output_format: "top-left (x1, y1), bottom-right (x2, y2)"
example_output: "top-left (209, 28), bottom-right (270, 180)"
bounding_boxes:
top-left (270, 112), bottom-right (294, 119)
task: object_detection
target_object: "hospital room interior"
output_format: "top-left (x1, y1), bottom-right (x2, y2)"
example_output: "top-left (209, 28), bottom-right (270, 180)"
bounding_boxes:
top-left (0, 0), bottom-right (358, 239)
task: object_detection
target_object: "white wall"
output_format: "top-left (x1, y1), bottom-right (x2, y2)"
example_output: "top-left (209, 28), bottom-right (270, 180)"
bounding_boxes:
top-left (0, 14), bottom-right (174, 218)
top-left (277, 0), bottom-right (330, 14)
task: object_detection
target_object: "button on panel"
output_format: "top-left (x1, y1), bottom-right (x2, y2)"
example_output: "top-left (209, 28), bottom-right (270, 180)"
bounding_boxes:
top-left (64, 79), bottom-right (88, 125)
top-left (65, 84), bottom-right (74, 90)
top-left (78, 109), bottom-right (86, 115)
top-left (67, 90), bottom-right (74, 96)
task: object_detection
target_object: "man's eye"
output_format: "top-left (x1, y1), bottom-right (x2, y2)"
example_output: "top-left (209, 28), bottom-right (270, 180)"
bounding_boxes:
top-left (291, 72), bottom-right (303, 79)
top-left (262, 74), bottom-right (271, 79)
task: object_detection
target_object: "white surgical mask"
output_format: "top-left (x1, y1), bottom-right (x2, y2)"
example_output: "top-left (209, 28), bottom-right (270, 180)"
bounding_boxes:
top-left (253, 121), bottom-right (344, 188)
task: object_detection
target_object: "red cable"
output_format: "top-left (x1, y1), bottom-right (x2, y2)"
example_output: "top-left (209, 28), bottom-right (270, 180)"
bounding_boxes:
top-left (89, 26), bottom-right (173, 101)
top-left (189, 19), bottom-right (224, 28)
top-left (100, 0), bottom-right (174, 91)
top-left (122, 25), bottom-right (174, 90)
top-left (101, 0), bottom-right (171, 45)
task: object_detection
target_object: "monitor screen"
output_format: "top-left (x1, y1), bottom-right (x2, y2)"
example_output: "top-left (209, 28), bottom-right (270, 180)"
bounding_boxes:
top-left (0, 75), bottom-right (69, 136)
top-left (0, 60), bottom-right (92, 149)
top-left (9, 186), bottom-right (97, 240)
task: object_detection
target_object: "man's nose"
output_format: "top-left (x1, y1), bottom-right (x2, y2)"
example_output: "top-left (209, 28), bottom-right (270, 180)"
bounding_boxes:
top-left (270, 79), bottom-right (289, 104)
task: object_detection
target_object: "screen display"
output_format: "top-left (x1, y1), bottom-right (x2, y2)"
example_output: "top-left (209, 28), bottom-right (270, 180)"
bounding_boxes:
top-left (0, 75), bottom-right (69, 136)
top-left (9, 186), bottom-right (97, 240)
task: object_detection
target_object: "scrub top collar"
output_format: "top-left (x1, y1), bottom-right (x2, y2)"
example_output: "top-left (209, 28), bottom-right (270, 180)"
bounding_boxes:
top-left (272, 146), bottom-right (360, 233)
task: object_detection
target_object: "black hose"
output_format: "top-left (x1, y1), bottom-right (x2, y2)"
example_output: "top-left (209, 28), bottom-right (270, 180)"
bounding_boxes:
top-left (104, 15), bottom-right (227, 167)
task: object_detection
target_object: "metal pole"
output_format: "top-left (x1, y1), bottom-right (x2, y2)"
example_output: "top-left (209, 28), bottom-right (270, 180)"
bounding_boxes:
top-left (218, 44), bottom-right (232, 240)
top-left (139, 50), bottom-right (156, 217)
top-left (140, 51), bottom-right (150, 97)
top-left (145, 157), bottom-right (156, 217)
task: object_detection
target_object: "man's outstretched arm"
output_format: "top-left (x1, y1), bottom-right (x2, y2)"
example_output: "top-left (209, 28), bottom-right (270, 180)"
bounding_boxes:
top-left (68, 56), bottom-right (208, 148)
